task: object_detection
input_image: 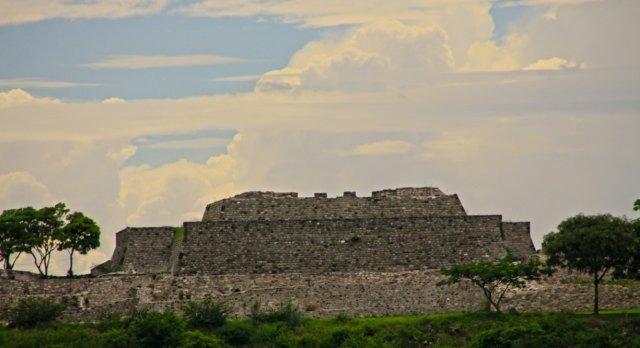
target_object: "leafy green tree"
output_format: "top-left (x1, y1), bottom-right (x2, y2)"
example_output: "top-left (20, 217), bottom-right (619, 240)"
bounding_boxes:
top-left (0, 207), bottom-right (37, 279)
top-left (615, 201), bottom-right (640, 279)
top-left (29, 203), bottom-right (68, 277)
top-left (438, 254), bottom-right (545, 313)
top-left (58, 212), bottom-right (100, 277)
top-left (542, 214), bottom-right (636, 314)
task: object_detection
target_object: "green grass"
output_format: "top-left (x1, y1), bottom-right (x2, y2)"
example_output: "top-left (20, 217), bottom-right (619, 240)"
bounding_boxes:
top-left (173, 226), bottom-right (184, 243)
top-left (2, 310), bottom-right (640, 347)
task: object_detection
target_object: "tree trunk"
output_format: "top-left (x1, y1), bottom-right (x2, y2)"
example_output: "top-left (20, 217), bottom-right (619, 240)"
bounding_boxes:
top-left (594, 272), bottom-right (599, 315)
top-left (68, 249), bottom-right (74, 277)
top-left (3, 257), bottom-right (15, 280)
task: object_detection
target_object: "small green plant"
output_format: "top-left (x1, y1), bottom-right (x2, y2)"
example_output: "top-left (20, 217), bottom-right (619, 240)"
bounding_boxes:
top-left (349, 235), bottom-right (362, 244)
top-left (250, 301), bottom-right (304, 327)
top-left (182, 330), bottom-right (224, 348)
top-left (5, 298), bottom-right (66, 328)
top-left (126, 310), bottom-right (186, 347)
top-left (334, 313), bottom-right (352, 323)
top-left (219, 321), bottom-right (253, 346)
top-left (182, 296), bottom-right (231, 329)
top-left (172, 226), bottom-right (184, 243)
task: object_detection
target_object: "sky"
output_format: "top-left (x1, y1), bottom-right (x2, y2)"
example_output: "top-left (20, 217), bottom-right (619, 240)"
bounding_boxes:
top-left (0, 0), bottom-right (639, 275)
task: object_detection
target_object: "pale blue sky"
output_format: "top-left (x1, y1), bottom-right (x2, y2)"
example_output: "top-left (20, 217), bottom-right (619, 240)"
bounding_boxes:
top-left (0, 5), bottom-right (528, 100)
top-left (0, 16), bottom-right (319, 99)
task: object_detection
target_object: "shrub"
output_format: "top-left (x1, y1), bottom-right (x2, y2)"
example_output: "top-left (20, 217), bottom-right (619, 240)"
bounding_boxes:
top-left (182, 296), bottom-right (231, 329)
top-left (126, 310), bottom-right (186, 347)
top-left (253, 322), bottom-right (290, 345)
top-left (5, 298), bottom-right (66, 328)
top-left (250, 301), bottom-right (304, 327)
top-left (473, 324), bottom-right (549, 348)
top-left (219, 321), bottom-right (253, 346)
top-left (99, 329), bottom-right (134, 348)
top-left (182, 331), bottom-right (224, 348)
top-left (334, 313), bottom-right (352, 323)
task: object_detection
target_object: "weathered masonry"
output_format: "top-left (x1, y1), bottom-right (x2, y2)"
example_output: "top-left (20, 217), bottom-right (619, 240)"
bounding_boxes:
top-left (92, 187), bottom-right (535, 276)
top-left (16, 187), bottom-right (634, 322)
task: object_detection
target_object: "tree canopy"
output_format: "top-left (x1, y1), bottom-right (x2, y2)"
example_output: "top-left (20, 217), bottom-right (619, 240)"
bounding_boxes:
top-left (439, 253), bottom-right (545, 313)
top-left (58, 212), bottom-right (100, 276)
top-left (542, 214), bottom-right (636, 314)
top-left (1, 203), bottom-right (101, 278)
top-left (0, 207), bottom-right (38, 278)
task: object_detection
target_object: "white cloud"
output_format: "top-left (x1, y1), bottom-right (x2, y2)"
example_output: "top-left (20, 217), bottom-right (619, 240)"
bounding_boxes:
top-left (102, 97), bottom-right (126, 104)
top-left (117, 135), bottom-right (240, 225)
top-left (0, 171), bottom-right (54, 210)
top-left (0, 78), bottom-right (98, 89)
top-left (0, 0), bottom-right (170, 26)
top-left (0, 89), bottom-right (60, 109)
top-left (523, 57), bottom-right (580, 70)
top-left (350, 140), bottom-right (412, 156)
top-left (257, 20), bottom-right (455, 92)
top-left (107, 145), bottom-right (138, 165)
top-left (85, 54), bottom-right (246, 69)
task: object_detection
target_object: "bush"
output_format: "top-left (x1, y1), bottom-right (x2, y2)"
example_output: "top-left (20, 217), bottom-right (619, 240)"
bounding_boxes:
top-left (473, 324), bottom-right (549, 348)
top-left (182, 296), bottom-right (231, 329)
top-left (99, 329), bottom-right (134, 348)
top-left (219, 321), bottom-right (253, 346)
top-left (126, 310), bottom-right (186, 347)
top-left (182, 331), bottom-right (224, 348)
top-left (250, 301), bottom-right (304, 327)
top-left (334, 313), bottom-right (352, 323)
top-left (5, 298), bottom-right (66, 328)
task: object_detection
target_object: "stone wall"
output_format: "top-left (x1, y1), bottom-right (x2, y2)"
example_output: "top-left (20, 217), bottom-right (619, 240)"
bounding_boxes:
top-left (2, 271), bottom-right (640, 322)
top-left (501, 222), bottom-right (536, 258)
top-left (94, 227), bottom-right (175, 274)
top-left (202, 188), bottom-right (466, 222)
top-left (176, 216), bottom-right (507, 276)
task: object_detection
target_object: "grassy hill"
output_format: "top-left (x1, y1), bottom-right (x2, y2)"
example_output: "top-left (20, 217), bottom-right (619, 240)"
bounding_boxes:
top-left (2, 309), bottom-right (640, 347)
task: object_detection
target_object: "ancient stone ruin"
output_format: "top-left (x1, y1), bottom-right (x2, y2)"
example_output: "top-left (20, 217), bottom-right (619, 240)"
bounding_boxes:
top-left (91, 187), bottom-right (535, 276)
top-left (5, 187), bottom-right (640, 321)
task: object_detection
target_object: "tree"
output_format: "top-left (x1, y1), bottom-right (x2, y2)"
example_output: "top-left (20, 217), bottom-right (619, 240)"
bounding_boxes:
top-left (29, 203), bottom-right (68, 277)
top-left (0, 208), bottom-right (37, 279)
top-left (615, 201), bottom-right (640, 279)
top-left (438, 253), bottom-right (545, 313)
top-left (542, 214), bottom-right (636, 315)
top-left (58, 212), bottom-right (100, 277)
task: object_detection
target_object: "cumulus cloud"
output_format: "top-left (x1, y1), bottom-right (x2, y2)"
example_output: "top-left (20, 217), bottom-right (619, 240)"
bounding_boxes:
top-left (349, 140), bottom-right (412, 156)
top-left (85, 54), bottom-right (246, 69)
top-left (0, 89), bottom-right (59, 109)
top-left (107, 145), bottom-right (138, 165)
top-left (116, 135), bottom-right (240, 225)
top-left (257, 21), bottom-right (455, 92)
top-left (0, 171), bottom-right (54, 209)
